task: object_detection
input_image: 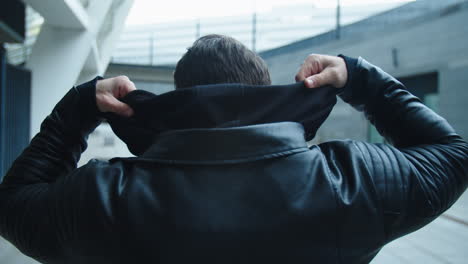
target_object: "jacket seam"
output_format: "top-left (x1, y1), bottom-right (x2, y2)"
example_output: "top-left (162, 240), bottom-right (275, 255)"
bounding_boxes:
top-left (114, 147), bottom-right (310, 165)
top-left (317, 146), bottom-right (343, 264)
top-left (352, 141), bottom-right (389, 243)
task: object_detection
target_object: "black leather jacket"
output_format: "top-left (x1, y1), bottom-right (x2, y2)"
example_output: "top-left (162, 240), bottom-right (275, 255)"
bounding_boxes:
top-left (0, 56), bottom-right (466, 264)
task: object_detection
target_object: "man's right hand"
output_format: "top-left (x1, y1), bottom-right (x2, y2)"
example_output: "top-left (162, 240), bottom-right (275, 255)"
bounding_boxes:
top-left (295, 54), bottom-right (348, 89)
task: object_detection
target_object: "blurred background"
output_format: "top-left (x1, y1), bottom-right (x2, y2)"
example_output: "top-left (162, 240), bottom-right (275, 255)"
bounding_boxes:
top-left (0, 0), bottom-right (467, 263)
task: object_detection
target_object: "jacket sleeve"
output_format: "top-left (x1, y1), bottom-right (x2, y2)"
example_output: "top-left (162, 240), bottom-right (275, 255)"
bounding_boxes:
top-left (335, 55), bottom-right (468, 242)
top-left (0, 77), bottom-right (102, 260)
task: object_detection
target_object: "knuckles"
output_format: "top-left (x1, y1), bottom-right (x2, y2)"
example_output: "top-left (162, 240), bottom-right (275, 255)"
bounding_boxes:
top-left (116, 75), bottom-right (130, 81)
top-left (307, 53), bottom-right (320, 61)
top-left (114, 75), bottom-right (135, 90)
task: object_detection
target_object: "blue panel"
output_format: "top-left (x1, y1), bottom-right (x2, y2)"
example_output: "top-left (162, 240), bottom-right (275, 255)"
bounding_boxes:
top-left (0, 48), bottom-right (7, 179)
top-left (0, 48), bottom-right (31, 182)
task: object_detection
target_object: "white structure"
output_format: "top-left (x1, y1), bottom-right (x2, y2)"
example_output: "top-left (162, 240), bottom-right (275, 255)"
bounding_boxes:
top-left (0, 1), bottom-right (133, 263)
top-left (24, 0), bottom-right (134, 136)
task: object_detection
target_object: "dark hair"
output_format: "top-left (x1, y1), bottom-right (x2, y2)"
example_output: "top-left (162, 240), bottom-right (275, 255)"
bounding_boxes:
top-left (174, 34), bottom-right (271, 89)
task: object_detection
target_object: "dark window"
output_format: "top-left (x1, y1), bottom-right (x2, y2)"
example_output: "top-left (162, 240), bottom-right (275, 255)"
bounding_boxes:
top-left (0, 48), bottom-right (31, 180)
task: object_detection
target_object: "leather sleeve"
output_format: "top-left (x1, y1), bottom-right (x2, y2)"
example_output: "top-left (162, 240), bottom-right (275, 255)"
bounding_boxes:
top-left (0, 77), bottom-right (103, 260)
top-left (335, 56), bottom-right (468, 242)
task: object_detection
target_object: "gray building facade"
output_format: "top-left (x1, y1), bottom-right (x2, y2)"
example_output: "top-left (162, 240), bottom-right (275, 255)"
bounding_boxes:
top-left (261, 0), bottom-right (468, 143)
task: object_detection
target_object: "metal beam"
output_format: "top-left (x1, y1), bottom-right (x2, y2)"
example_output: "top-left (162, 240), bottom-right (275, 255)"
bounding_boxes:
top-left (26, 0), bottom-right (133, 136)
top-left (23, 0), bottom-right (89, 29)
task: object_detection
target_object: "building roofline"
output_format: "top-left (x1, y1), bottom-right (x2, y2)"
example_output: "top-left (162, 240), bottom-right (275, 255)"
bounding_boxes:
top-left (259, 0), bottom-right (468, 59)
top-left (108, 62), bottom-right (176, 70)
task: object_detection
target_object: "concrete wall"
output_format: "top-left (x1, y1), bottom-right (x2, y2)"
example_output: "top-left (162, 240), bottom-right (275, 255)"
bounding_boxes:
top-left (132, 80), bottom-right (174, 94)
top-left (263, 3), bottom-right (468, 142)
top-left (439, 64), bottom-right (468, 139)
top-left (105, 63), bottom-right (175, 93)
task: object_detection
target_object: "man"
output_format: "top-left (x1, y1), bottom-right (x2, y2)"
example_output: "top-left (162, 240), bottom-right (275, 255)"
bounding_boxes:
top-left (0, 34), bottom-right (466, 263)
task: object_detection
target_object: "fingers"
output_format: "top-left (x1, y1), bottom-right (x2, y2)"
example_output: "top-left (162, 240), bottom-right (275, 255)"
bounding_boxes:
top-left (295, 66), bottom-right (307, 82)
top-left (96, 75), bottom-right (137, 117)
top-left (97, 92), bottom-right (134, 117)
top-left (296, 54), bottom-right (347, 89)
top-left (304, 77), bottom-right (315, 88)
top-left (106, 96), bottom-right (134, 117)
top-left (304, 67), bottom-right (336, 88)
top-left (114, 76), bottom-right (137, 97)
top-left (295, 54), bottom-right (323, 82)
top-left (295, 54), bottom-right (341, 88)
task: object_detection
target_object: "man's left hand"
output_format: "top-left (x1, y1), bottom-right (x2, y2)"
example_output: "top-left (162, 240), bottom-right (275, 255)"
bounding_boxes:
top-left (96, 76), bottom-right (136, 117)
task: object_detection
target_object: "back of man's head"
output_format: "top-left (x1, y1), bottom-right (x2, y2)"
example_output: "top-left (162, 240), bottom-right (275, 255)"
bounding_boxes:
top-left (174, 34), bottom-right (271, 89)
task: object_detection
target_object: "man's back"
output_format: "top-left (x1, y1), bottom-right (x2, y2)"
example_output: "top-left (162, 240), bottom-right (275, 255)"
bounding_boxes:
top-left (102, 122), bottom-right (342, 263)
top-left (0, 55), bottom-right (466, 264)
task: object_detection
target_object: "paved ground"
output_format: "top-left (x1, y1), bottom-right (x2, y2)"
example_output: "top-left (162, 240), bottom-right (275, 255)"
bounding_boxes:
top-left (1, 192), bottom-right (467, 263)
top-left (371, 191), bottom-right (468, 264)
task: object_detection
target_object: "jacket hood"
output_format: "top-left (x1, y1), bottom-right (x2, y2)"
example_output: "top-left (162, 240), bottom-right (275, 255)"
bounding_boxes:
top-left (105, 82), bottom-right (338, 156)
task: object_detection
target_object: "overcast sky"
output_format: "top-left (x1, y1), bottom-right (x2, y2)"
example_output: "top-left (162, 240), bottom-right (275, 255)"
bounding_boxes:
top-left (125, 0), bottom-right (415, 25)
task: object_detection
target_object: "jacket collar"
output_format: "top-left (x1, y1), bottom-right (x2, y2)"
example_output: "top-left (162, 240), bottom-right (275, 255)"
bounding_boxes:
top-left (106, 82), bottom-right (337, 156)
top-left (140, 122), bottom-right (309, 164)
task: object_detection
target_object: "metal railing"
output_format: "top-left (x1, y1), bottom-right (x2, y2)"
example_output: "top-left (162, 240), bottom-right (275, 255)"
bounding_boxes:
top-left (9, 1), bottom-right (456, 68)
top-left (111, 1), bottom-right (415, 66)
